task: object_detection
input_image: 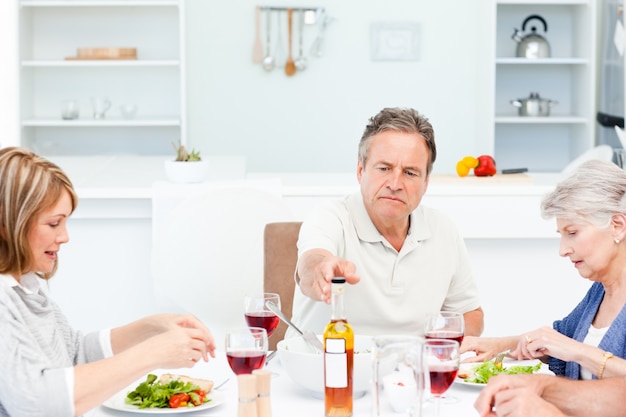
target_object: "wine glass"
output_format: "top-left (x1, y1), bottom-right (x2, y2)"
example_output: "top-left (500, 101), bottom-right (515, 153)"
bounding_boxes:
top-left (424, 339), bottom-right (460, 417)
top-left (424, 311), bottom-right (464, 404)
top-left (424, 311), bottom-right (464, 345)
top-left (244, 293), bottom-right (281, 339)
top-left (225, 327), bottom-right (268, 375)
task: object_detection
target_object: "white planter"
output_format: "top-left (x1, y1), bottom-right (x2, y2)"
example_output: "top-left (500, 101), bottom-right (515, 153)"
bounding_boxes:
top-left (164, 160), bottom-right (209, 183)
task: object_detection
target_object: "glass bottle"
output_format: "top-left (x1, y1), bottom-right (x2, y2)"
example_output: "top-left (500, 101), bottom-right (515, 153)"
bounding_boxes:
top-left (324, 277), bottom-right (354, 417)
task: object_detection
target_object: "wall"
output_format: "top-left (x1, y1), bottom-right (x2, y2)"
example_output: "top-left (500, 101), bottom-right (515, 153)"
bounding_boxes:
top-left (0, 0), bottom-right (19, 146)
top-left (184, 0), bottom-right (492, 174)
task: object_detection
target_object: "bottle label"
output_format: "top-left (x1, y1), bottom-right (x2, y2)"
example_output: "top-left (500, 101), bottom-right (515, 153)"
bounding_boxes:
top-left (325, 338), bottom-right (348, 388)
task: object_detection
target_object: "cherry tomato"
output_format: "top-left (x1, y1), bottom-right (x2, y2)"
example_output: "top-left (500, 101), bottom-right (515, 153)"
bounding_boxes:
top-left (190, 390), bottom-right (206, 406)
top-left (169, 393), bottom-right (190, 408)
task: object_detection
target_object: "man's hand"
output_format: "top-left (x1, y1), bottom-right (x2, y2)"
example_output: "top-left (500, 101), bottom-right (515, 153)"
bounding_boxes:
top-left (297, 249), bottom-right (360, 303)
top-left (474, 374), bottom-right (552, 417)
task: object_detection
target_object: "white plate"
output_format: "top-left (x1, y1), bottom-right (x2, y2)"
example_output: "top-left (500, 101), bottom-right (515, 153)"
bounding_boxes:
top-left (102, 388), bottom-right (225, 414)
top-left (454, 360), bottom-right (553, 389)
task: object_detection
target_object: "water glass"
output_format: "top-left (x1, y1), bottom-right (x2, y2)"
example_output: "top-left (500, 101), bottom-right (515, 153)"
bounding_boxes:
top-left (371, 335), bottom-right (425, 417)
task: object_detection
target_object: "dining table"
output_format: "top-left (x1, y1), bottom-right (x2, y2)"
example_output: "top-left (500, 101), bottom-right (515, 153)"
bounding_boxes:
top-left (89, 349), bottom-right (493, 417)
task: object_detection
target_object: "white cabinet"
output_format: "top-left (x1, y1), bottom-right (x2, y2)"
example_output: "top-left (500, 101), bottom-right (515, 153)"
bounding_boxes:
top-left (493, 0), bottom-right (597, 172)
top-left (16, 0), bottom-right (186, 155)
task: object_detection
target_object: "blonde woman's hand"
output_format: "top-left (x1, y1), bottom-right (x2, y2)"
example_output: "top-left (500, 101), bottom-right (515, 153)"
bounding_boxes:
top-left (141, 326), bottom-right (215, 370)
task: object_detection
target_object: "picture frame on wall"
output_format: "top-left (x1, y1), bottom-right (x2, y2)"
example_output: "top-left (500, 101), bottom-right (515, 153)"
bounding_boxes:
top-left (370, 21), bottom-right (420, 61)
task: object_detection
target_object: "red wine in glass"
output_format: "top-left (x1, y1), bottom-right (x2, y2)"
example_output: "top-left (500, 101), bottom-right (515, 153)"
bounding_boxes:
top-left (245, 312), bottom-right (279, 338)
top-left (425, 331), bottom-right (464, 346)
top-left (226, 351), bottom-right (267, 375)
top-left (429, 365), bottom-right (459, 395)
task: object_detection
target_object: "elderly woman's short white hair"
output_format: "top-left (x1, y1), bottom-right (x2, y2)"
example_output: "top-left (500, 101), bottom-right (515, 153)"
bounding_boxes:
top-left (541, 159), bottom-right (626, 227)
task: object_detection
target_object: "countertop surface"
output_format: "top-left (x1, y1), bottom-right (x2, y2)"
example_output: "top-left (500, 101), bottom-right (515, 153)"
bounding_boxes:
top-left (45, 155), bottom-right (561, 199)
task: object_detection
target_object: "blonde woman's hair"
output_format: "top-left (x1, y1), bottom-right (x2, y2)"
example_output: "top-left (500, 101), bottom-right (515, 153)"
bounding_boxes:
top-left (0, 147), bottom-right (78, 279)
top-left (541, 159), bottom-right (626, 228)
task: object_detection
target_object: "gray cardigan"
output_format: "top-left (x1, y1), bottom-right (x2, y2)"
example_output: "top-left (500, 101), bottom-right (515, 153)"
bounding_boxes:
top-left (0, 274), bottom-right (105, 417)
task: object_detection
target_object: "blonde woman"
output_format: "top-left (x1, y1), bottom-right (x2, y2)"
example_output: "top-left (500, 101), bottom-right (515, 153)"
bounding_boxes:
top-left (0, 147), bottom-right (216, 416)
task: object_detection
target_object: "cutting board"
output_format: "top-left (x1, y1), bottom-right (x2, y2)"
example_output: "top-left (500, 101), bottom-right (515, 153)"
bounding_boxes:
top-left (65, 47), bottom-right (137, 60)
top-left (430, 173), bottom-right (533, 184)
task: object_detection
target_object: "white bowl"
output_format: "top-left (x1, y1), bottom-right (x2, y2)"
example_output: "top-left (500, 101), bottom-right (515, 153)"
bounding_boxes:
top-left (277, 334), bottom-right (373, 398)
top-left (164, 160), bottom-right (209, 183)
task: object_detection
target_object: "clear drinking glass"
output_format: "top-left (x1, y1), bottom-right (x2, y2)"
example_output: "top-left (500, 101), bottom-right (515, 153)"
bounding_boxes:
top-left (371, 335), bottom-right (425, 417)
top-left (424, 339), bottom-right (460, 417)
top-left (225, 327), bottom-right (268, 375)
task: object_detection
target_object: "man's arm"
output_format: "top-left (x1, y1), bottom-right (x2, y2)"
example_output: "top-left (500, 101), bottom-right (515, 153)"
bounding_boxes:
top-left (296, 249), bottom-right (360, 303)
top-left (463, 307), bottom-right (484, 337)
top-left (542, 376), bottom-right (626, 417)
top-left (476, 374), bottom-right (626, 417)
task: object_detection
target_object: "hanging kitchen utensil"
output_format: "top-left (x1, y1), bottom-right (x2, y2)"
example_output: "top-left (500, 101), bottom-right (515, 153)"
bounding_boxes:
top-left (262, 9), bottom-right (275, 71)
top-left (310, 13), bottom-right (334, 57)
top-left (252, 6), bottom-right (264, 63)
top-left (284, 8), bottom-right (296, 76)
top-left (511, 92), bottom-right (558, 117)
top-left (295, 9), bottom-right (307, 71)
top-left (511, 14), bottom-right (551, 58)
top-left (274, 10), bottom-right (285, 67)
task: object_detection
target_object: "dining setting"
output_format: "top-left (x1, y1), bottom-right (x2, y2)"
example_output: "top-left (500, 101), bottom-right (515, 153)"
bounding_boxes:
top-left (90, 298), bottom-right (548, 417)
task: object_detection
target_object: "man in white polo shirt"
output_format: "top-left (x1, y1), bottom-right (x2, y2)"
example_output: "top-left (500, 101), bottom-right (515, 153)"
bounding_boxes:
top-left (288, 107), bottom-right (484, 338)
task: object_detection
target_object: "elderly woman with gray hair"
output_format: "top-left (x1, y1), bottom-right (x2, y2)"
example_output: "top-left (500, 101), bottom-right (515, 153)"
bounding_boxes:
top-left (462, 159), bottom-right (626, 381)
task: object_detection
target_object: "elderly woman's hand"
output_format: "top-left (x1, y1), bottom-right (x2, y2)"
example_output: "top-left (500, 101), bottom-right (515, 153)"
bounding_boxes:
top-left (510, 326), bottom-right (575, 362)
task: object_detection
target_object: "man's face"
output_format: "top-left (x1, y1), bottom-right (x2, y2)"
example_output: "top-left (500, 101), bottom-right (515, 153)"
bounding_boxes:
top-left (357, 130), bottom-right (430, 227)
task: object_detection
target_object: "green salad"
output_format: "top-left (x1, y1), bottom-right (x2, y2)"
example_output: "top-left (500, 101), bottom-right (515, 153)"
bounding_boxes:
top-left (125, 374), bottom-right (209, 409)
top-left (463, 361), bottom-right (543, 384)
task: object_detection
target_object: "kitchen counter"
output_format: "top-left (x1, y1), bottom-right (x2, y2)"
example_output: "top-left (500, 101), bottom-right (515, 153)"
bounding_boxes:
top-left (47, 155), bottom-right (558, 197)
top-left (44, 155), bottom-right (560, 238)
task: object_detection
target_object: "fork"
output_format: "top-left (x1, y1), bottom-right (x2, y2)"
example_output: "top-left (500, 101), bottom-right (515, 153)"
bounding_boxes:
top-left (494, 350), bottom-right (510, 370)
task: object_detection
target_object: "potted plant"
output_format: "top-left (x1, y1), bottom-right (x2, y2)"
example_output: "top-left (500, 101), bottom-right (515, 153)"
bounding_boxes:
top-left (164, 141), bottom-right (209, 183)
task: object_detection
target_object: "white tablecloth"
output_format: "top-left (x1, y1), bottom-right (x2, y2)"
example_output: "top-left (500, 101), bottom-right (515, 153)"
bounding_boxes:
top-left (90, 351), bottom-right (482, 417)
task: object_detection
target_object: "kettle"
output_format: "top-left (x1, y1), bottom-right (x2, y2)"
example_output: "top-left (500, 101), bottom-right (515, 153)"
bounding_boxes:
top-left (511, 14), bottom-right (551, 58)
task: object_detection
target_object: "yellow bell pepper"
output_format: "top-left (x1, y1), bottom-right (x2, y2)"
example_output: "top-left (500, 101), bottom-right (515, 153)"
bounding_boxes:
top-left (455, 156), bottom-right (479, 177)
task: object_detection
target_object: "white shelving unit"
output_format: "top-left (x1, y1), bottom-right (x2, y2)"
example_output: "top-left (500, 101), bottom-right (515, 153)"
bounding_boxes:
top-left (17, 0), bottom-right (186, 155)
top-left (493, 0), bottom-right (597, 172)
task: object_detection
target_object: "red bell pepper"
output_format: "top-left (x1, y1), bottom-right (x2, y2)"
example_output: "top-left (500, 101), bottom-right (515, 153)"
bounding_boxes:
top-left (474, 155), bottom-right (496, 176)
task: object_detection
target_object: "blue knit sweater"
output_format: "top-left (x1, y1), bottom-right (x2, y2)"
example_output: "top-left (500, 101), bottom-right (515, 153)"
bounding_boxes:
top-left (550, 282), bottom-right (626, 379)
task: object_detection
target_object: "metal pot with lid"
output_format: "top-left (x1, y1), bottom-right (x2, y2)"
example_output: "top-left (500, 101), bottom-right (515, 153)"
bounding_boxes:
top-left (511, 92), bottom-right (557, 117)
top-left (511, 14), bottom-right (551, 59)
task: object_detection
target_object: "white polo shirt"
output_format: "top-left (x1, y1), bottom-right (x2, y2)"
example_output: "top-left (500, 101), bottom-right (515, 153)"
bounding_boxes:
top-left (289, 193), bottom-right (481, 337)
